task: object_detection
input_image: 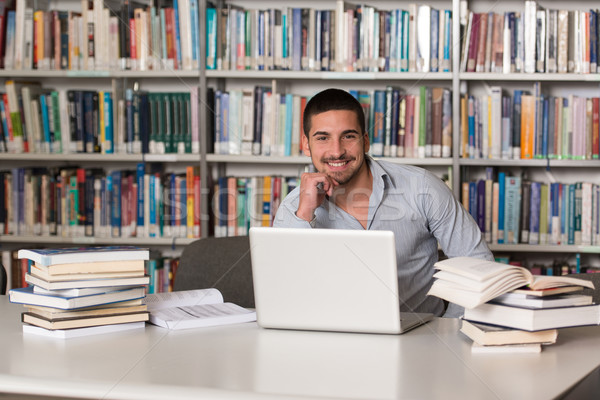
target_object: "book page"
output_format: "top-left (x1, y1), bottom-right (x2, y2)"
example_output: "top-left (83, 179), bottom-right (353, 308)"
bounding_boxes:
top-left (144, 288), bottom-right (224, 311)
top-left (434, 257), bottom-right (533, 283)
top-left (530, 276), bottom-right (596, 290)
top-left (149, 303), bottom-right (256, 330)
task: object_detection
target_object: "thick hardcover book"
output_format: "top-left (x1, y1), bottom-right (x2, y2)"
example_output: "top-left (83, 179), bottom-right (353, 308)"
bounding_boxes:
top-left (22, 310), bottom-right (149, 330)
top-left (18, 246), bottom-right (149, 266)
top-left (9, 286), bottom-right (146, 310)
top-left (460, 320), bottom-right (557, 346)
top-left (464, 303), bottom-right (600, 332)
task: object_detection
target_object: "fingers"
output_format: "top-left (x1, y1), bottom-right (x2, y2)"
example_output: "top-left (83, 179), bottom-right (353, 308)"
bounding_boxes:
top-left (296, 173), bottom-right (336, 222)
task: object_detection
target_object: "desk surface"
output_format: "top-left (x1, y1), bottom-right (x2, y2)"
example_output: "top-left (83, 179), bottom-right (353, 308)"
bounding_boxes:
top-left (1, 297), bottom-right (600, 400)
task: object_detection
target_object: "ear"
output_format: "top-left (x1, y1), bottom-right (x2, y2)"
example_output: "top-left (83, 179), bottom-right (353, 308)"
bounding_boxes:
top-left (301, 134), bottom-right (311, 156)
top-left (363, 132), bottom-right (370, 153)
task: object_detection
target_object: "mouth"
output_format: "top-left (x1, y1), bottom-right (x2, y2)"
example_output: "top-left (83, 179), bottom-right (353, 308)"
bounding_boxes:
top-left (327, 160), bottom-right (349, 167)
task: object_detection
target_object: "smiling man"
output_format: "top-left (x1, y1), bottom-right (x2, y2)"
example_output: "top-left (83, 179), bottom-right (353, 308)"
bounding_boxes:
top-left (273, 88), bottom-right (493, 317)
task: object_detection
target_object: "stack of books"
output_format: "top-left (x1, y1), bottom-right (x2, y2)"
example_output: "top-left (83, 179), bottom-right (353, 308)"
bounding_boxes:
top-left (428, 257), bottom-right (598, 352)
top-left (8, 246), bottom-right (151, 338)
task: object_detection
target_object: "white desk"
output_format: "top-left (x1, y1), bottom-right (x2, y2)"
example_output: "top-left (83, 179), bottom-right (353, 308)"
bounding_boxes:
top-left (1, 297), bottom-right (599, 400)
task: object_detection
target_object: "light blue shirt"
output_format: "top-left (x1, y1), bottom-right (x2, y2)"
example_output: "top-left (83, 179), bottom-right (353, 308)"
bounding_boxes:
top-left (273, 157), bottom-right (493, 317)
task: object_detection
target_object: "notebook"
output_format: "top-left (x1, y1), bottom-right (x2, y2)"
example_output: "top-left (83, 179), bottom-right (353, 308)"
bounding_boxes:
top-left (249, 227), bottom-right (433, 334)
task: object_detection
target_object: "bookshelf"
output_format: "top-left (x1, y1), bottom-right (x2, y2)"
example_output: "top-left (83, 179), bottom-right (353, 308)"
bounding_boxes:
top-left (0, 0), bottom-right (599, 274)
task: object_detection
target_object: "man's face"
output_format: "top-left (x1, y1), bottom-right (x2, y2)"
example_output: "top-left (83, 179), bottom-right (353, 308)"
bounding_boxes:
top-left (302, 109), bottom-right (370, 185)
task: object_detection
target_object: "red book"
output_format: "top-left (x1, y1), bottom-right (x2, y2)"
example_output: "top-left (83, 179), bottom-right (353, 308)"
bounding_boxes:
top-left (299, 96), bottom-right (307, 155)
top-left (129, 17), bottom-right (137, 66)
top-left (466, 13), bottom-right (480, 72)
top-left (193, 174), bottom-right (201, 237)
top-left (2, 94), bottom-right (14, 143)
top-left (165, 8), bottom-right (175, 68)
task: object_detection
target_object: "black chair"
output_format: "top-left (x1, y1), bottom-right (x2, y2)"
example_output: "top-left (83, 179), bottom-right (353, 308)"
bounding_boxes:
top-left (174, 236), bottom-right (254, 308)
top-left (567, 273), bottom-right (600, 304)
top-left (0, 263), bottom-right (7, 295)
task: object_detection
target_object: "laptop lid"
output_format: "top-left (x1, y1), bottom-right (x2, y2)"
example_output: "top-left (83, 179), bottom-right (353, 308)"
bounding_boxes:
top-left (249, 227), bottom-right (432, 334)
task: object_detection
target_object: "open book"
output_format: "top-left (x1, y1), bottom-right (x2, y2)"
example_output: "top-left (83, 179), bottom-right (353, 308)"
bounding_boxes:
top-left (427, 257), bottom-right (595, 309)
top-left (145, 289), bottom-right (256, 330)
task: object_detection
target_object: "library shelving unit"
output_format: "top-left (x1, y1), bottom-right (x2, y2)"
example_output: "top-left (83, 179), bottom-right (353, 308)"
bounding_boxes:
top-left (1, 0), bottom-right (600, 272)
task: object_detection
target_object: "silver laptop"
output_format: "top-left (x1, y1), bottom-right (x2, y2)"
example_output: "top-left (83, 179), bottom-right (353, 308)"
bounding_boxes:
top-left (249, 227), bottom-right (433, 334)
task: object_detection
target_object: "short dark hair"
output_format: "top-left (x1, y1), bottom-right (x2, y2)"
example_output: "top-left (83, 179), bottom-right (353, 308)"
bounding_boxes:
top-left (302, 88), bottom-right (366, 138)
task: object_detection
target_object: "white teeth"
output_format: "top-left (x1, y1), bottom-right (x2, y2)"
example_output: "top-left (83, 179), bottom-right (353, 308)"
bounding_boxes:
top-left (328, 162), bottom-right (346, 167)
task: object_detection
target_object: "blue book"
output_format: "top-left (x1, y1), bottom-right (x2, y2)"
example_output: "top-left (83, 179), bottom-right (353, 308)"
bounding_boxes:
top-left (258, 11), bottom-right (265, 70)
top-left (468, 95), bottom-right (475, 158)
top-left (561, 183), bottom-right (568, 244)
top-left (568, 184), bottom-right (575, 244)
top-left (550, 182), bottom-right (560, 244)
top-left (125, 89), bottom-right (134, 153)
top-left (282, 11), bottom-right (288, 68)
top-left (189, 0), bottom-right (199, 68)
top-left (512, 90), bottom-right (522, 159)
top-left (468, 181), bottom-right (477, 221)
top-left (321, 11), bottom-right (331, 71)
top-left (220, 92), bottom-right (229, 154)
top-left (84, 170), bottom-right (95, 236)
top-left (136, 163), bottom-right (145, 236)
top-left (8, 286), bottom-right (147, 310)
top-left (148, 174), bottom-right (156, 237)
top-left (541, 96), bottom-right (549, 158)
top-left (39, 94), bottom-right (52, 153)
top-left (371, 90), bottom-right (386, 157)
top-left (292, 8), bottom-right (302, 71)
top-left (476, 180), bottom-right (486, 235)
top-left (497, 172), bottom-right (506, 243)
top-left (528, 182), bottom-right (541, 245)
top-left (82, 91), bottom-right (96, 153)
top-left (4, 11), bottom-right (15, 69)
top-left (103, 92), bottom-right (113, 154)
top-left (390, 89), bottom-right (399, 153)
top-left (504, 176), bottom-right (521, 244)
top-left (400, 10), bottom-right (409, 72)
top-left (430, 8), bottom-right (439, 72)
top-left (111, 171), bottom-right (122, 238)
top-left (547, 96), bottom-right (555, 158)
top-left (0, 100), bottom-right (10, 148)
top-left (168, 173), bottom-right (176, 236)
top-left (206, 8), bottom-right (217, 69)
top-left (443, 10), bottom-right (452, 72)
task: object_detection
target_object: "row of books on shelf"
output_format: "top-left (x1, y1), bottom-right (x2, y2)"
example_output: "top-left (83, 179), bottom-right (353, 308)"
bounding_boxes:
top-left (462, 170), bottom-right (600, 246)
top-left (460, 83), bottom-right (600, 160)
top-left (1, 0), bottom-right (200, 71)
top-left (213, 175), bottom-right (299, 238)
top-left (0, 81), bottom-right (201, 154)
top-left (211, 85), bottom-right (452, 159)
top-left (0, 165), bottom-right (202, 239)
top-left (461, 2), bottom-right (600, 74)
top-left (429, 257), bottom-right (599, 353)
top-left (207, 2), bottom-right (452, 73)
top-left (0, 166), bottom-right (297, 239)
top-left (3, 247), bottom-right (178, 295)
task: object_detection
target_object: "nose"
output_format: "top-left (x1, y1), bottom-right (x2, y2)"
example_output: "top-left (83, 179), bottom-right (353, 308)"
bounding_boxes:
top-left (328, 139), bottom-right (346, 159)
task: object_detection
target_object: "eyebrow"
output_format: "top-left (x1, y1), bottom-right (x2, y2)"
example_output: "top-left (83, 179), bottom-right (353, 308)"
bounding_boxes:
top-left (311, 129), bottom-right (361, 137)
